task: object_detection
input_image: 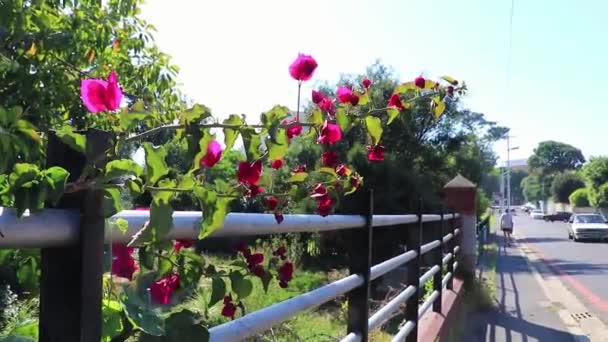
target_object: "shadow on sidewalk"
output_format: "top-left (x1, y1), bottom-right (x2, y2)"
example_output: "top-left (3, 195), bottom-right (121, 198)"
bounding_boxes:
top-left (462, 233), bottom-right (587, 342)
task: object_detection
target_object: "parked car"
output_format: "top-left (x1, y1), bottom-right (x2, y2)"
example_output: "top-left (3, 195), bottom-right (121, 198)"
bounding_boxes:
top-left (530, 209), bottom-right (544, 220)
top-left (543, 211), bottom-right (572, 222)
top-left (568, 214), bottom-right (608, 241)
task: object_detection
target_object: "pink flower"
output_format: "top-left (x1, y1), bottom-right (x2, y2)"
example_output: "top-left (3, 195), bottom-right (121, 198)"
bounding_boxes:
top-left (318, 97), bottom-right (335, 116)
top-left (246, 184), bottom-right (264, 198)
top-left (251, 264), bottom-right (266, 278)
top-left (336, 86), bottom-right (359, 106)
top-left (278, 262), bottom-right (294, 288)
top-left (282, 119), bottom-right (303, 140)
top-left (112, 244), bottom-right (135, 258)
top-left (414, 76), bottom-right (426, 89)
top-left (388, 94), bottom-right (404, 110)
top-left (265, 196), bottom-right (279, 211)
top-left (293, 165), bottom-right (307, 173)
top-left (336, 164), bottom-right (349, 177)
top-left (321, 151), bottom-right (340, 167)
top-left (362, 78), bottom-right (372, 89)
top-left (238, 160), bottom-right (263, 185)
top-left (317, 197), bottom-right (332, 217)
top-left (270, 159), bottom-right (284, 169)
top-left (274, 213), bottom-right (284, 224)
top-left (312, 90), bottom-right (324, 104)
top-left (173, 240), bottom-right (195, 253)
top-left (289, 53), bottom-right (318, 81)
top-left (366, 145), bottom-right (385, 161)
top-left (134, 207), bottom-right (149, 211)
top-left (80, 70), bottom-right (123, 113)
top-left (311, 183), bottom-right (328, 200)
top-left (150, 274), bottom-right (180, 305)
top-left (221, 295), bottom-right (237, 319)
top-left (112, 251), bottom-right (138, 280)
top-left (201, 140), bottom-right (223, 168)
top-left (317, 121), bottom-right (342, 145)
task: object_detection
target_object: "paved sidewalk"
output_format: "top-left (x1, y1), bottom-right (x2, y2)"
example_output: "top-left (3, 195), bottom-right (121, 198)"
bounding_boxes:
top-left (461, 233), bottom-right (579, 342)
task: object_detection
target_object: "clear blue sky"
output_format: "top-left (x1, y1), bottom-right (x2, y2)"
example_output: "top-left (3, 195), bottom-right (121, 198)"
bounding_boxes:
top-left (142, 0), bottom-right (608, 165)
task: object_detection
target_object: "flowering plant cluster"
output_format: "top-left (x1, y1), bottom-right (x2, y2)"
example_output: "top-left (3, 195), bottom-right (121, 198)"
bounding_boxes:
top-left (0, 51), bottom-right (461, 339)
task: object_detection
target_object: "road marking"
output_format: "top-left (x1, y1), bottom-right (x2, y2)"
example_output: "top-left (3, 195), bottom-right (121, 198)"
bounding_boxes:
top-left (513, 233), bottom-right (608, 341)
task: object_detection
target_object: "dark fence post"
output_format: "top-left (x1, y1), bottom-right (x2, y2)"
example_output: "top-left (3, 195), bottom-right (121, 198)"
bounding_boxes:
top-left (446, 212), bottom-right (456, 290)
top-left (347, 190), bottom-right (373, 341)
top-left (40, 130), bottom-right (109, 341)
top-left (433, 210), bottom-right (444, 313)
top-left (405, 198), bottom-right (422, 342)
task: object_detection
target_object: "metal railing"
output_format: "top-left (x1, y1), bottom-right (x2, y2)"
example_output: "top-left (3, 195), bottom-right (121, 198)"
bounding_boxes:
top-left (0, 192), bottom-right (461, 342)
top-left (476, 215), bottom-right (490, 263)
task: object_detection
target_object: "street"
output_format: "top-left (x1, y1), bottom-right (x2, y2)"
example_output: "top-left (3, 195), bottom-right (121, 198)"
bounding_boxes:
top-left (513, 213), bottom-right (608, 325)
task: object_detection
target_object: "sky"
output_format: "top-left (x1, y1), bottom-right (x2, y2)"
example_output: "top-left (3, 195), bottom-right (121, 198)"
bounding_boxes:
top-left (141, 0), bottom-right (608, 166)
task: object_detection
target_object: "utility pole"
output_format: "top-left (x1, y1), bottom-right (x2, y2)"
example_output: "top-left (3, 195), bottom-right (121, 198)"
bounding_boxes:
top-left (507, 134), bottom-right (511, 210)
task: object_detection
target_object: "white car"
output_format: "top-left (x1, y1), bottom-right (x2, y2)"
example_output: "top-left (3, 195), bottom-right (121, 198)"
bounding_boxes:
top-left (530, 209), bottom-right (544, 220)
top-left (568, 214), bottom-right (608, 241)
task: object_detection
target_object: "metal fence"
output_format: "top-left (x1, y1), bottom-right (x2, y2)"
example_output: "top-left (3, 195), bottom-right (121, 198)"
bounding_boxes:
top-left (0, 190), bottom-right (462, 342)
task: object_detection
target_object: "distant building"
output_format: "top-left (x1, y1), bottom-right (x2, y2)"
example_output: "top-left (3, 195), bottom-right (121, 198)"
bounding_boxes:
top-left (498, 158), bottom-right (529, 173)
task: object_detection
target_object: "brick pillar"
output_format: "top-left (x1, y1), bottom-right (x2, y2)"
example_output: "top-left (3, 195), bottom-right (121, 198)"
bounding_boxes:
top-left (443, 175), bottom-right (477, 276)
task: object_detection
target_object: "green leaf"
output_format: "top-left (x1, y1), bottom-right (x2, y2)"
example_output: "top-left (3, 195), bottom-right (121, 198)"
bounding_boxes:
top-left (358, 92), bottom-right (369, 105)
top-left (43, 166), bottom-right (69, 205)
top-left (267, 127), bottom-right (289, 161)
top-left (223, 114), bottom-right (243, 152)
top-left (0, 336), bottom-right (36, 342)
top-left (119, 112), bottom-right (150, 132)
top-left (395, 82), bottom-right (416, 94)
top-left (260, 270), bottom-right (273, 293)
top-left (165, 310), bottom-right (209, 342)
top-left (56, 126), bottom-right (86, 154)
top-left (209, 277), bottom-right (226, 307)
top-left (139, 245), bottom-right (155, 270)
top-left (102, 299), bottom-right (123, 342)
top-left (112, 218), bottom-right (129, 234)
top-left (144, 180), bottom-right (176, 242)
top-left (104, 159), bottom-right (143, 181)
top-left (240, 127), bottom-right (262, 160)
top-left (335, 108), bottom-right (350, 132)
top-left (193, 129), bottom-right (214, 169)
top-left (387, 108), bottom-right (400, 125)
top-left (230, 271), bottom-right (253, 299)
top-left (16, 257), bottom-right (38, 291)
top-left (143, 143), bottom-right (169, 185)
top-left (0, 105), bottom-right (20, 127)
top-left (126, 178), bottom-right (143, 196)
top-left (177, 173), bottom-right (196, 190)
top-left (288, 172), bottom-right (308, 183)
top-left (180, 104), bottom-right (211, 125)
top-left (159, 255), bottom-right (174, 277)
top-left (9, 320), bottom-right (38, 339)
top-left (260, 105), bottom-right (290, 128)
top-left (9, 163), bottom-right (40, 189)
top-left (318, 167), bottom-right (338, 178)
top-left (194, 186), bottom-right (233, 239)
top-left (307, 108), bottom-right (324, 125)
top-left (365, 116), bottom-right (383, 146)
top-left (123, 288), bottom-right (165, 336)
top-left (441, 75), bottom-right (458, 85)
top-left (433, 97), bottom-right (446, 119)
top-left (179, 255), bottom-right (204, 289)
top-left (103, 188), bottom-right (122, 218)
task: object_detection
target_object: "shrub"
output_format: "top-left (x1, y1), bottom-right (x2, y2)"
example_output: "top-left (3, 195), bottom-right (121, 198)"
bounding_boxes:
top-left (569, 188), bottom-right (590, 207)
top-left (589, 183), bottom-right (608, 208)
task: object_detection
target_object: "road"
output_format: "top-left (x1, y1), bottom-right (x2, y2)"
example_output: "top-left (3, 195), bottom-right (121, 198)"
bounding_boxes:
top-left (513, 213), bottom-right (608, 325)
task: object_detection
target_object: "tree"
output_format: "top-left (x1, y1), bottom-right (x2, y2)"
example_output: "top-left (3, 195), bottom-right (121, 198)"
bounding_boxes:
top-left (551, 172), bottom-right (585, 203)
top-left (569, 188), bottom-right (590, 207)
top-left (528, 141), bottom-right (585, 176)
top-left (510, 170), bottom-right (528, 204)
top-left (521, 174), bottom-right (541, 202)
top-left (581, 157), bottom-right (608, 208)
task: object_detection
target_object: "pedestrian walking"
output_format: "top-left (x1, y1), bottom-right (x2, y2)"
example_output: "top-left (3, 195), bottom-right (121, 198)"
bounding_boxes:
top-left (500, 209), bottom-right (514, 246)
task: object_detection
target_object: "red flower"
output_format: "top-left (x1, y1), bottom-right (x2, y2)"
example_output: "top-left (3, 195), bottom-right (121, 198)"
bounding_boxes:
top-left (265, 196), bottom-right (279, 211)
top-left (336, 86), bottom-right (359, 105)
top-left (312, 90), bottom-right (324, 104)
top-left (112, 255), bottom-right (138, 280)
top-left (274, 213), bottom-right (284, 224)
top-left (270, 159), bottom-right (284, 169)
top-left (318, 97), bottom-right (336, 116)
top-left (321, 151), bottom-right (340, 167)
top-left (246, 184), bottom-right (264, 197)
top-left (112, 244), bottom-right (135, 258)
top-left (282, 119), bottom-right (303, 140)
top-left (317, 197), bottom-right (333, 217)
top-left (201, 140), bottom-right (223, 168)
top-left (238, 160), bottom-right (263, 185)
top-left (173, 240), bottom-right (195, 253)
top-left (388, 94), bottom-right (404, 110)
top-left (336, 164), bottom-right (349, 176)
top-left (274, 246), bottom-right (288, 260)
top-left (311, 183), bottom-right (328, 199)
top-left (293, 165), bottom-right (307, 173)
top-left (221, 295), bottom-right (237, 319)
top-left (289, 53), bottom-right (318, 81)
top-left (80, 70), bottom-right (123, 113)
top-left (362, 78), bottom-right (372, 89)
top-left (366, 145), bottom-right (385, 161)
top-left (150, 274), bottom-right (180, 305)
top-left (351, 175), bottom-right (361, 190)
top-left (317, 121), bottom-right (342, 145)
top-left (278, 262), bottom-right (294, 288)
top-left (414, 76), bottom-right (426, 89)
top-left (247, 253), bottom-right (264, 266)
top-left (251, 264), bottom-right (266, 278)
top-left (447, 86), bottom-right (454, 96)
